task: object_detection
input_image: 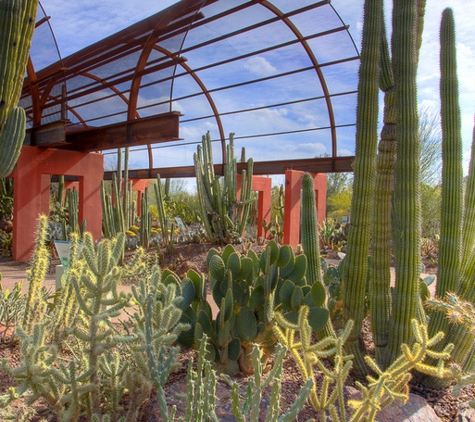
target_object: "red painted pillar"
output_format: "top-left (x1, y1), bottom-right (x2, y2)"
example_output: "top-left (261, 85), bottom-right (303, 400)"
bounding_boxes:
top-left (131, 179), bottom-right (150, 216)
top-left (283, 170), bottom-right (326, 248)
top-left (11, 146), bottom-right (103, 261)
top-left (236, 175), bottom-right (272, 239)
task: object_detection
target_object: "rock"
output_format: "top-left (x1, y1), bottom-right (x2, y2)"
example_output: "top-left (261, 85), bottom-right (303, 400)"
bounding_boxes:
top-left (455, 402), bottom-right (475, 421)
top-left (376, 393), bottom-right (442, 422)
top-left (345, 387), bottom-right (441, 421)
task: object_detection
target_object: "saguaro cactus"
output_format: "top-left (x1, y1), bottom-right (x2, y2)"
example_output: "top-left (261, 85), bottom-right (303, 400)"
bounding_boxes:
top-left (0, 0), bottom-right (38, 177)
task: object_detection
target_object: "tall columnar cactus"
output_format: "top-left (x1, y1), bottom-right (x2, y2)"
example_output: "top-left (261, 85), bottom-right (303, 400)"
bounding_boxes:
top-left (0, 0), bottom-right (38, 177)
top-left (194, 132), bottom-right (255, 244)
top-left (139, 186), bottom-right (151, 249)
top-left (154, 174), bottom-right (175, 253)
top-left (427, 7), bottom-right (463, 346)
top-left (300, 173), bottom-right (334, 341)
top-left (369, 11), bottom-right (396, 369)
top-left (386, 0), bottom-right (423, 365)
top-left (341, 0), bottom-right (382, 376)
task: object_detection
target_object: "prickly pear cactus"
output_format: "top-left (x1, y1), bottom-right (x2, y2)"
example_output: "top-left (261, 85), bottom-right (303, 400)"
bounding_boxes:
top-left (178, 240), bottom-right (329, 374)
top-left (0, 0), bottom-right (39, 177)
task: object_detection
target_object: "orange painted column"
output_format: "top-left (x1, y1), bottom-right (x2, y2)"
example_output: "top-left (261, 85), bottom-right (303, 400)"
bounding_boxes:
top-left (131, 179), bottom-right (150, 216)
top-left (11, 146), bottom-right (103, 261)
top-left (236, 175), bottom-right (272, 239)
top-left (283, 170), bottom-right (326, 248)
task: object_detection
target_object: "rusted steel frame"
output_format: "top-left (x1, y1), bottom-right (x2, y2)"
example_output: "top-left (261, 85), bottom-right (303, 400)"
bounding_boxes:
top-left (103, 155), bottom-right (354, 180)
top-left (258, 0), bottom-right (339, 158)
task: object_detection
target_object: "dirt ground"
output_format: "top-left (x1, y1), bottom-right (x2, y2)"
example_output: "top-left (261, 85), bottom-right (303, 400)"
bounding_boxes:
top-left (0, 242), bottom-right (473, 421)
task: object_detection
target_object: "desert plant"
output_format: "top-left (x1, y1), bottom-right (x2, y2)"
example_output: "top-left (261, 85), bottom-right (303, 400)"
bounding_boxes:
top-left (274, 305), bottom-right (453, 422)
top-left (230, 343), bottom-right (313, 422)
top-left (0, 0), bottom-right (39, 178)
top-left (1, 226), bottom-right (187, 421)
top-left (178, 237), bottom-right (328, 375)
top-left (194, 132), bottom-right (255, 244)
top-left (154, 174), bottom-right (176, 253)
top-left (0, 281), bottom-right (25, 342)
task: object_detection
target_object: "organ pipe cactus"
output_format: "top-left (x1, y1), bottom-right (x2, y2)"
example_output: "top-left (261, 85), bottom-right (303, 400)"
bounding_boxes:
top-left (194, 132), bottom-right (255, 244)
top-left (139, 187), bottom-right (151, 249)
top-left (341, 0), bottom-right (382, 375)
top-left (431, 14), bottom-right (475, 378)
top-left (386, 0), bottom-right (423, 365)
top-left (427, 7), bottom-right (463, 349)
top-left (154, 174), bottom-right (175, 253)
top-left (0, 0), bottom-right (38, 177)
top-left (369, 11), bottom-right (396, 369)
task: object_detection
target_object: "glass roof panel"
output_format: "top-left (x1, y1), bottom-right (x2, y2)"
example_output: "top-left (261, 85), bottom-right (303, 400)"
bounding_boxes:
top-left (24, 0), bottom-right (360, 175)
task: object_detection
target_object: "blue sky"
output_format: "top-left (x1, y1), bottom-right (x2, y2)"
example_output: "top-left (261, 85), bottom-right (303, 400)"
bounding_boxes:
top-left (37, 0), bottom-right (475, 175)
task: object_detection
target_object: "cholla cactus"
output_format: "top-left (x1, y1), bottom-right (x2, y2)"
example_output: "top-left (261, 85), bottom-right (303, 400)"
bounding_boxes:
top-left (274, 305), bottom-right (453, 421)
top-left (231, 343), bottom-right (313, 422)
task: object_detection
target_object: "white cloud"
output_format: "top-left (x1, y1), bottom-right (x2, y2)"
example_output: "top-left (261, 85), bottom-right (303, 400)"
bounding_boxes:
top-left (243, 57), bottom-right (277, 77)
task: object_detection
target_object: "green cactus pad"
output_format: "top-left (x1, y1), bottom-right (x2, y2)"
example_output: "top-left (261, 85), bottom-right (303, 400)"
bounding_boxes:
top-left (206, 248), bottom-right (221, 267)
top-left (259, 240), bottom-right (279, 272)
top-left (186, 269), bottom-right (206, 300)
top-left (224, 289), bottom-right (234, 321)
top-left (179, 280), bottom-right (195, 311)
top-left (308, 307), bottom-right (330, 332)
top-left (162, 270), bottom-right (181, 287)
top-left (291, 286), bottom-right (304, 312)
top-left (228, 338), bottom-right (241, 361)
top-left (217, 320), bottom-right (232, 347)
top-left (197, 309), bottom-right (213, 335)
top-left (195, 300), bottom-right (213, 323)
top-left (212, 281), bottom-right (225, 308)
top-left (209, 254), bottom-right (226, 281)
top-left (277, 245), bottom-right (294, 267)
top-left (287, 254), bottom-right (307, 284)
top-left (323, 266), bottom-right (340, 286)
top-left (420, 280), bottom-right (430, 301)
top-left (250, 285), bottom-right (265, 310)
top-left (280, 256), bottom-right (296, 279)
top-left (311, 281), bottom-right (326, 307)
top-left (227, 252), bottom-right (242, 278)
top-left (237, 257), bottom-right (254, 281)
top-left (177, 313), bottom-right (195, 348)
top-left (320, 257), bottom-right (328, 271)
top-left (246, 249), bottom-right (261, 275)
top-left (222, 244), bottom-right (237, 264)
top-left (280, 280), bottom-right (296, 311)
top-left (234, 281), bottom-right (250, 307)
top-left (236, 306), bottom-right (258, 342)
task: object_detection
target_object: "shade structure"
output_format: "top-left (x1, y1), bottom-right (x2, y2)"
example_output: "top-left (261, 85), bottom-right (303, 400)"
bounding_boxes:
top-left (21, 0), bottom-right (360, 178)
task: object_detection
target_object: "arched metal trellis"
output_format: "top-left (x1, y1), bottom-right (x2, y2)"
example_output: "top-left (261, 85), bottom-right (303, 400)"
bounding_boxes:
top-left (21, 0), bottom-right (360, 178)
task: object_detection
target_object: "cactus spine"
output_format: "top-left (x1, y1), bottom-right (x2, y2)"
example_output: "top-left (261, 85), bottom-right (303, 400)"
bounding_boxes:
top-left (0, 0), bottom-right (38, 177)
